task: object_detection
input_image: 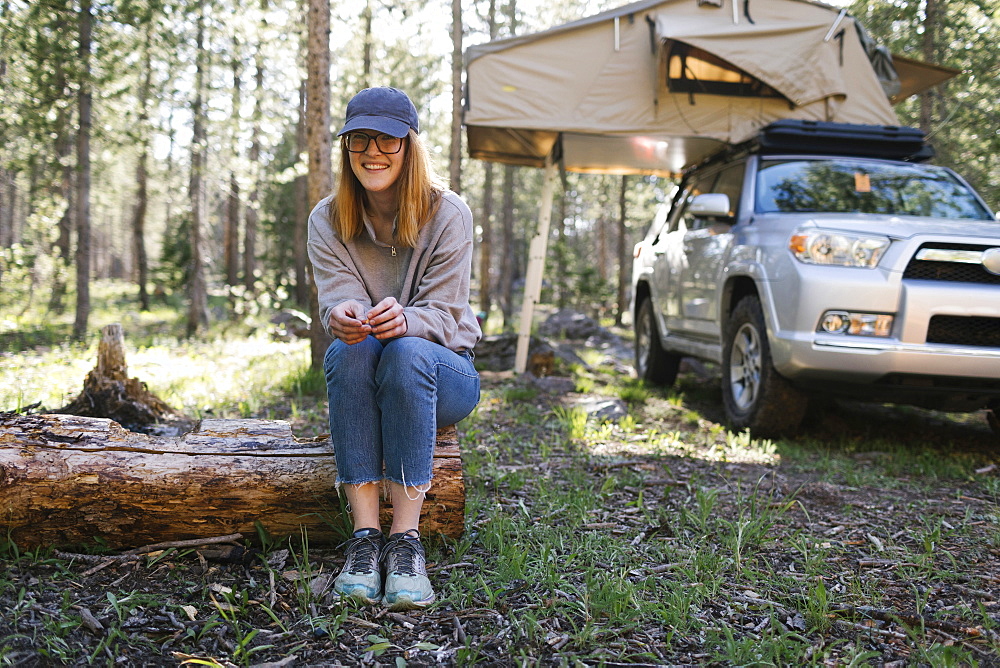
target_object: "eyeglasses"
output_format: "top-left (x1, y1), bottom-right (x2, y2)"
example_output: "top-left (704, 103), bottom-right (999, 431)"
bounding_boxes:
top-left (344, 132), bottom-right (404, 154)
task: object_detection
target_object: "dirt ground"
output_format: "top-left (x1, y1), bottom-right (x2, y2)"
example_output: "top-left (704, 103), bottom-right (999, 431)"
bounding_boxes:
top-left (2, 351), bottom-right (999, 666)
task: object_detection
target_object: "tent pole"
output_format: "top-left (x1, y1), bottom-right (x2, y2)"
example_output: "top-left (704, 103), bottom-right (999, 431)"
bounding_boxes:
top-left (514, 152), bottom-right (558, 374)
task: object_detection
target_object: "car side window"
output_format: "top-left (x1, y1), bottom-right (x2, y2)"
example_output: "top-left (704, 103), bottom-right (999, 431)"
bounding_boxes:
top-left (711, 163), bottom-right (744, 219)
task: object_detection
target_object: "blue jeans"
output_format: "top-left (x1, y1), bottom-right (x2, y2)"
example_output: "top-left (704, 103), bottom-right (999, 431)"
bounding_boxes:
top-left (324, 336), bottom-right (479, 487)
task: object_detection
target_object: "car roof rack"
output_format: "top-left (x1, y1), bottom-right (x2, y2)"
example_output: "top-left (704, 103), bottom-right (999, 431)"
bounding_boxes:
top-left (755, 119), bottom-right (934, 161)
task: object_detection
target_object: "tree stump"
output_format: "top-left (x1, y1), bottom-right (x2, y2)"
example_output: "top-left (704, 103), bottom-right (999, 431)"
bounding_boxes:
top-left (0, 413), bottom-right (465, 549)
top-left (57, 323), bottom-right (177, 430)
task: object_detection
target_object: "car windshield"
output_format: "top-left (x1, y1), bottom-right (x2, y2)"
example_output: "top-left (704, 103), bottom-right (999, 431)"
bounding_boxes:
top-left (756, 158), bottom-right (994, 220)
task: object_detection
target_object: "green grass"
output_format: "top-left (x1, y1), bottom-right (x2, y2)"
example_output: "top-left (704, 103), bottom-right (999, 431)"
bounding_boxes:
top-left (2, 283), bottom-right (999, 665)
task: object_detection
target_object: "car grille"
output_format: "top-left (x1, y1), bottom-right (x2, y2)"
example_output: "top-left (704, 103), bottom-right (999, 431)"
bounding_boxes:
top-left (903, 242), bottom-right (1000, 285)
top-left (926, 315), bottom-right (1000, 348)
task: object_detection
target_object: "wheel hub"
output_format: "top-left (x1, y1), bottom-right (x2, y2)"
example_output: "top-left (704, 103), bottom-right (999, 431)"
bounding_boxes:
top-left (730, 323), bottom-right (762, 410)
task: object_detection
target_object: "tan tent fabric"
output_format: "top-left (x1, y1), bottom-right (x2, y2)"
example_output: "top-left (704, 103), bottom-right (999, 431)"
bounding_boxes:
top-left (464, 0), bottom-right (944, 176)
top-left (890, 54), bottom-right (960, 104)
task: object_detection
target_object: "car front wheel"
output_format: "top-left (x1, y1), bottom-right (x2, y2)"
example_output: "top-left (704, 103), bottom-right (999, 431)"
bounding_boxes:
top-left (722, 295), bottom-right (808, 437)
top-left (635, 298), bottom-right (681, 386)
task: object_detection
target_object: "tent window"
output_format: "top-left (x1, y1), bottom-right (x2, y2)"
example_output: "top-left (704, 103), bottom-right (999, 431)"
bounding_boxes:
top-left (665, 41), bottom-right (784, 98)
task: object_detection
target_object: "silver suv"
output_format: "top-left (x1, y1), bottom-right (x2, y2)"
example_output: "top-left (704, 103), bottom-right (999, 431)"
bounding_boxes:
top-left (631, 120), bottom-right (1000, 437)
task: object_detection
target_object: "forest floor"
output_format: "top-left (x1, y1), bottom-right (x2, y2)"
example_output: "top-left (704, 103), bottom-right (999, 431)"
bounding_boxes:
top-left (2, 321), bottom-right (1000, 666)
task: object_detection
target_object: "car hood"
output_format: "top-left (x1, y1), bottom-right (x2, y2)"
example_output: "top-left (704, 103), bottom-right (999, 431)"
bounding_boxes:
top-left (798, 214), bottom-right (1000, 241)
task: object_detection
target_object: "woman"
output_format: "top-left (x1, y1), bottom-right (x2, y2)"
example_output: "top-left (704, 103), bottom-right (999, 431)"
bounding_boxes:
top-left (307, 87), bottom-right (481, 611)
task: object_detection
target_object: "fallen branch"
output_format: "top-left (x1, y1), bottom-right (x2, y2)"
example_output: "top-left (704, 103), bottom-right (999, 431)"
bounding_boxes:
top-left (831, 604), bottom-right (1000, 641)
top-left (124, 532), bottom-right (244, 555)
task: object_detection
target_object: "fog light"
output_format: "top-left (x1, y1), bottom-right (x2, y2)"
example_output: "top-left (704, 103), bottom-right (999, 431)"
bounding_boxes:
top-left (820, 312), bottom-right (848, 333)
top-left (818, 311), bottom-right (893, 337)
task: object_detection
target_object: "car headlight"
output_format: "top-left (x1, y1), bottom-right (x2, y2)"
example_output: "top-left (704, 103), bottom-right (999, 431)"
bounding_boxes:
top-left (788, 231), bottom-right (889, 268)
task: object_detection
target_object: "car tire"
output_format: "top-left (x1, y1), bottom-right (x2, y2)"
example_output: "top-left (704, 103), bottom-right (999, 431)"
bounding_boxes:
top-left (635, 298), bottom-right (681, 386)
top-left (722, 295), bottom-right (808, 437)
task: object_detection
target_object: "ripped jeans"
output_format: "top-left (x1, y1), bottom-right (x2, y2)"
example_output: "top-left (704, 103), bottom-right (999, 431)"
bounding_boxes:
top-left (324, 336), bottom-right (480, 488)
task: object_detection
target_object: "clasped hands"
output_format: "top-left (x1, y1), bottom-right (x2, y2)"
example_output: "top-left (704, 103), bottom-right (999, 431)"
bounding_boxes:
top-left (328, 297), bottom-right (407, 344)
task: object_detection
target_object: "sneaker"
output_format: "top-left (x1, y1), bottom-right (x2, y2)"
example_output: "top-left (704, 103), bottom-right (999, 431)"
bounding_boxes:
top-left (333, 528), bottom-right (384, 604)
top-left (380, 529), bottom-right (435, 610)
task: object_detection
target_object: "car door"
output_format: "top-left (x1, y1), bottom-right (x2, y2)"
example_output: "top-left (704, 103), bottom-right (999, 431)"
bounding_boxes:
top-left (675, 163), bottom-right (744, 339)
top-left (649, 176), bottom-right (712, 336)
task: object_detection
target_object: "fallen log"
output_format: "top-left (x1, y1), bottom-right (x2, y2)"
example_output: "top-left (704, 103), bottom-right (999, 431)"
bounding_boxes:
top-left (0, 413), bottom-right (464, 549)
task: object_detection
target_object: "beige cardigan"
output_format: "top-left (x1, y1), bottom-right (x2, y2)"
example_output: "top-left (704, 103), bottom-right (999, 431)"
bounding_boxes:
top-left (307, 190), bottom-right (482, 353)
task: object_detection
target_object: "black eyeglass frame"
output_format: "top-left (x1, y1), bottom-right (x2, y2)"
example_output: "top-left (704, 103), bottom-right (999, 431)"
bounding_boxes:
top-left (343, 132), bottom-right (405, 154)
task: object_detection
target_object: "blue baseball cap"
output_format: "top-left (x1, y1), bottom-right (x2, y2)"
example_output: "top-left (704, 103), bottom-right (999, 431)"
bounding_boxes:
top-left (337, 87), bottom-right (419, 138)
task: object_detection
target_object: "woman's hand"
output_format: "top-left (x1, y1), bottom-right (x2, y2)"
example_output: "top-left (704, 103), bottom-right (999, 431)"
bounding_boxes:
top-left (365, 297), bottom-right (407, 340)
top-left (328, 300), bottom-right (373, 345)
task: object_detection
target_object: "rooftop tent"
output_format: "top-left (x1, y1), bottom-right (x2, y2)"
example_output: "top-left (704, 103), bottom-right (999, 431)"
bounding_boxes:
top-left (463, 0), bottom-right (956, 371)
top-left (465, 0), bottom-right (954, 176)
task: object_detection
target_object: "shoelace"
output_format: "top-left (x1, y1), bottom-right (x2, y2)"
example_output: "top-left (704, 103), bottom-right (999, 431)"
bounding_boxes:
top-left (342, 535), bottom-right (381, 575)
top-left (381, 532), bottom-right (423, 576)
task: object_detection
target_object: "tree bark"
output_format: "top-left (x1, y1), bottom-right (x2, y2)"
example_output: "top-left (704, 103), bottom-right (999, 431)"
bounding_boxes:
top-left (133, 17), bottom-right (153, 312)
top-left (448, 0), bottom-right (462, 194)
top-left (478, 162), bottom-right (493, 319)
top-left (0, 167), bottom-right (12, 249)
top-left (187, 0), bottom-right (209, 337)
top-left (225, 37), bottom-right (242, 290)
top-left (0, 414), bottom-right (465, 549)
top-left (615, 175), bottom-right (628, 326)
top-left (244, 21), bottom-right (264, 296)
top-left (58, 323), bottom-right (177, 429)
top-left (556, 162), bottom-right (568, 308)
top-left (306, 0), bottom-right (333, 370)
top-left (476, 0), bottom-right (499, 322)
top-left (919, 0), bottom-right (937, 135)
top-left (294, 81), bottom-right (309, 307)
top-left (361, 0), bottom-right (372, 86)
top-left (499, 165), bottom-right (515, 331)
top-left (72, 0), bottom-right (93, 341)
top-left (498, 0), bottom-right (518, 332)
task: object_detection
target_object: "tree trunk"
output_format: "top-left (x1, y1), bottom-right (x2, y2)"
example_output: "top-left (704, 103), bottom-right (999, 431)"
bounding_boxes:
top-left (0, 414), bottom-right (465, 549)
top-left (498, 0), bottom-right (518, 332)
top-left (919, 0), bottom-right (937, 134)
top-left (0, 167), bottom-right (11, 249)
top-left (556, 162), bottom-right (568, 308)
top-left (448, 0), bottom-right (462, 194)
top-left (225, 171), bottom-right (241, 287)
top-left (225, 38), bottom-right (242, 290)
top-left (361, 0), bottom-right (372, 86)
top-left (478, 162), bottom-right (493, 320)
top-left (72, 0), bottom-right (93, 341)
top-left (48, 124), bottom-right (73, 315)
top-left (244, 20), bottom-right (264, 296)
top-left (133, 18), bottom-right (153, 312)
top-left (294, 81), bottom-right (309, 307)
top-left (615, 175), bottom-right (628, 326)
top-left (500, 165), bottom-right (515, 331)
top-left (57, 323), bottom-right (177, 429)
top-left (476, 0), bottom-right (499, 322)
top-left (187, 0), bottom-right (209, 337)
top-left (306, 0), bottom-right (333, 370)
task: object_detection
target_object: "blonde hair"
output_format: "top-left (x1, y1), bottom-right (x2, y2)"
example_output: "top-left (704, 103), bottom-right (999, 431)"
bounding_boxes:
top-left (330, 129), bottom-right (442, 247)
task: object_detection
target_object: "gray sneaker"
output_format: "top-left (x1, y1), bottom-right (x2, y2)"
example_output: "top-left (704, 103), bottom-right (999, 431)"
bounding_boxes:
top-left (333, 528), bottom-right (384, 604)
top-left (380, 529), bottom-right (435, 610)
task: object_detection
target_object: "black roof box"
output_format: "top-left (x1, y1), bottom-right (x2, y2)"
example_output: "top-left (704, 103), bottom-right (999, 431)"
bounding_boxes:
top-left (757, 120), bottom-right (934, 161)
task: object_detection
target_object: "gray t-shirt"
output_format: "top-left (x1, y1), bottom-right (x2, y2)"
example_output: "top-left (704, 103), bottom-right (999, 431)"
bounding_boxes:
top-left (307, 190), bottom-right (482, 353)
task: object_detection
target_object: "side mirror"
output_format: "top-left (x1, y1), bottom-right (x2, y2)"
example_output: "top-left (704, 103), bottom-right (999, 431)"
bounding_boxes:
top-left (688, 193), bottom-right (732, 218)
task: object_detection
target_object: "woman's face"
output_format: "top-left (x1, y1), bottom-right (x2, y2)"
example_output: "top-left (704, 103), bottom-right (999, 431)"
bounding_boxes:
top-left (347, 130), bottom-right (407, 196)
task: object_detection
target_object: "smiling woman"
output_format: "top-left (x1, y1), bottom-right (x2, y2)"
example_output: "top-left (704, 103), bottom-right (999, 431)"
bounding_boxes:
top-left (306, 86), bottom-right (482, 611)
